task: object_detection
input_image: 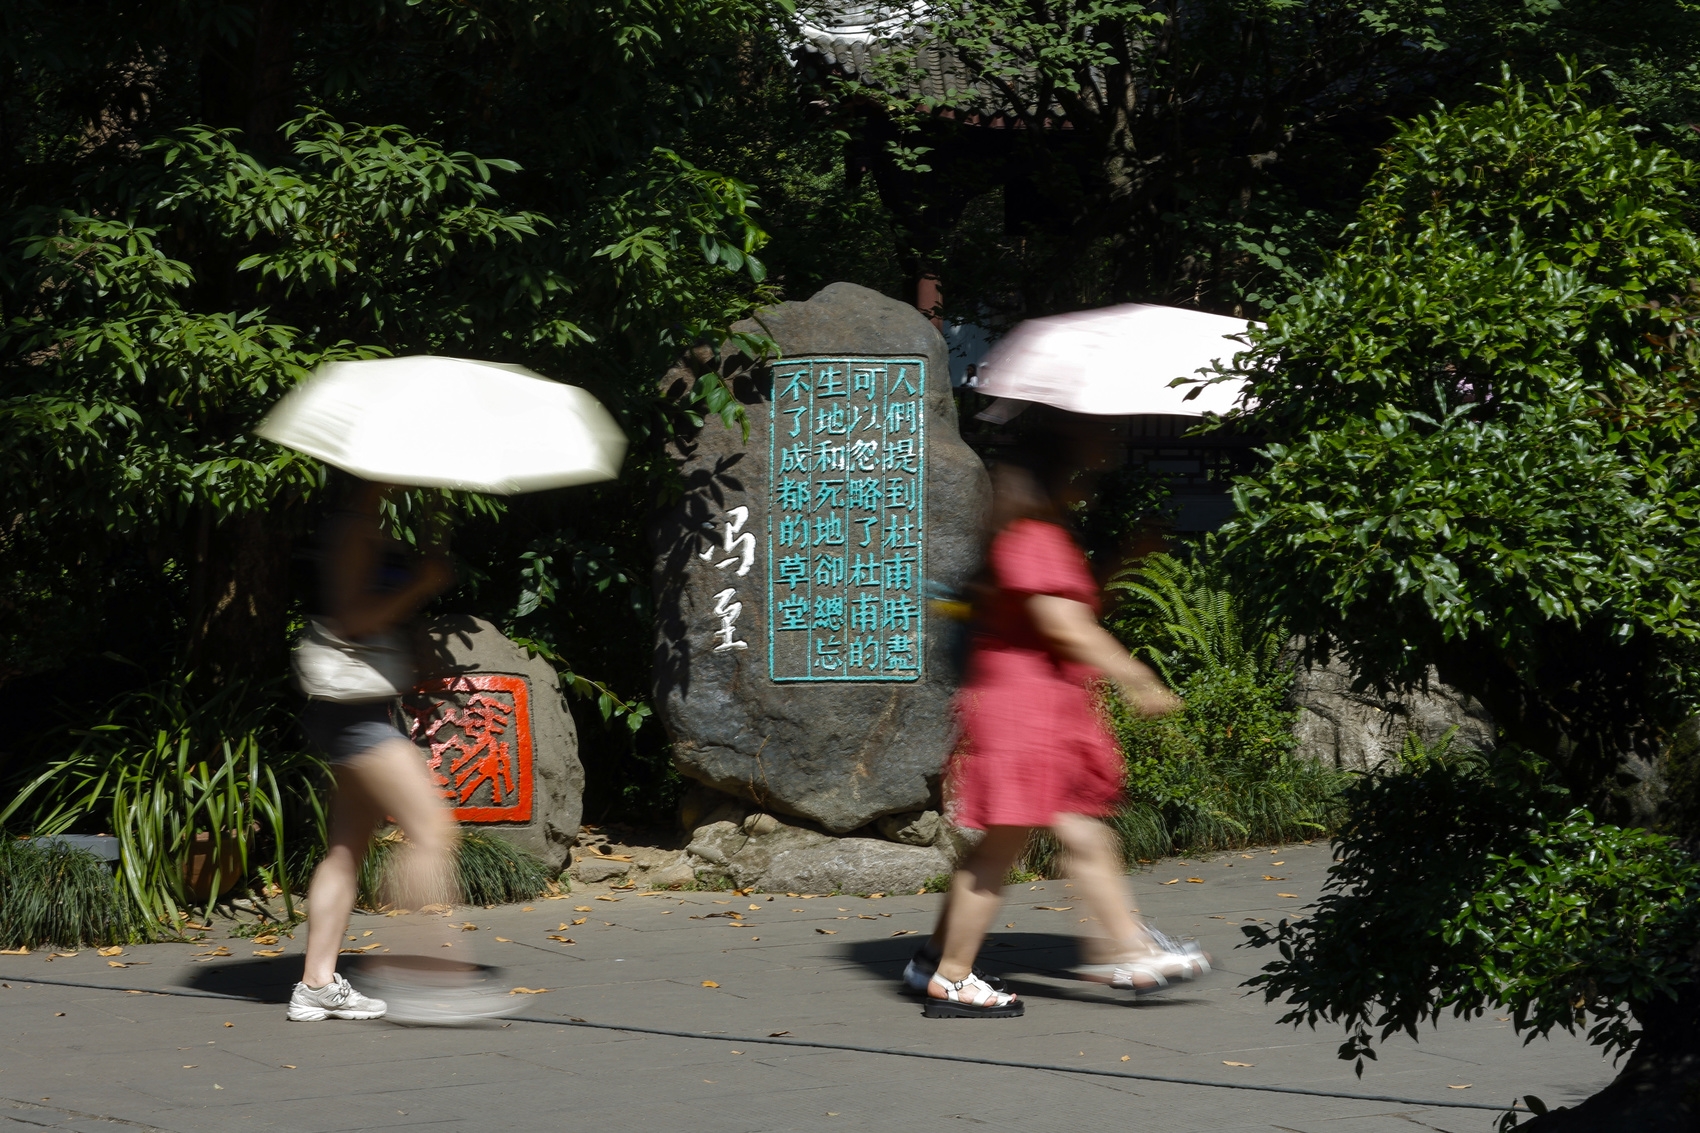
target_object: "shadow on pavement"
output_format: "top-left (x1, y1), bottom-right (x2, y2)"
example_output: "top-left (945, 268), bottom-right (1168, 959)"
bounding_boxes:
top-left (839, 931), bottom-right (1203, 1007)
top-left (180, 957), bottom-right (297, 1003)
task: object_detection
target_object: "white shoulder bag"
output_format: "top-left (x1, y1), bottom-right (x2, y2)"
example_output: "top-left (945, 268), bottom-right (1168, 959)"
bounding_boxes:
top-left (292, 618), bottom-right (414, 702)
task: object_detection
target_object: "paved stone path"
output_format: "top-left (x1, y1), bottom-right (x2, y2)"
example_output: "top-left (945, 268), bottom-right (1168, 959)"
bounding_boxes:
top-left (0, 841), bottom-right (1612, 1132)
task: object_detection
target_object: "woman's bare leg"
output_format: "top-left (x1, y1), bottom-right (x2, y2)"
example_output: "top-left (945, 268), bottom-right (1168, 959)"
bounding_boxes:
top-left (300, 739), bottom-right (457, 989)
top-left (930, 826), bottom-right (1031, 991)
top-left (301, 764), bottom-right (382, 989)
top-left (1051, 813), bottom-right (1145, 963)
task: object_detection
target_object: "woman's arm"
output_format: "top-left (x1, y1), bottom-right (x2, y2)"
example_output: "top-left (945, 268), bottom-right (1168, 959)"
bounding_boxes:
top-left (325, 515), bottom-right (454, 639)
top-left (334, 557), bottom-right (453, 639)
top-left (1027, 594), bottom-right (1181, 717)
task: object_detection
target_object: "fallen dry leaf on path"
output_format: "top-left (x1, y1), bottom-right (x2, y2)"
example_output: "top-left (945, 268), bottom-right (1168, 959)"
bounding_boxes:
top-left (1160, 879), bottom-right (1180, 885)
top-left (1262, 876), bottom-right (1286, 881)
top-left (770, 1030), bottom-right (791, 1037)
top-left (1222, 1061), bottom-right (1253, 1067)
top-left (1271, 861), bottom-right (1285, 866)
top-left (252, 949), bottom-right (285, 958)
top-left (815, 928), bottom-right (837, 935)
top-left (509, 987), bottom-right (550, 995)
top-left (192, 947), bottom-right (232, 961)
top-left (97, 947), bottom-right (123, 957)
top-left (0, 947), bottom-right (28, 955)
top-left (891, 929), bottom-right (917, 936)
top-left (251, 935), bottom-right (279, 946)
top-left (1120, 1056), bottom-right (1130, 1062)
top-left (594, 895), bottom-right (621, 902)
top-left (1032, 905), bottom-right (1073, 911)
top-left (701, 980), bottom-right (719, 988)
top-left (339, 943), bottom-right (382, 954)
top-left (574, 906), bottom-right (593, 912)
top-left (547, 935), bottom-right (576, 944)
top-left (1447, 1084), bottom-right (1472, 1090)
top-left (281, 1065), bottom-right (295, 1069)
top-left (572, 918), bottom-right (587, 926)
top-left (1185, 878), bottom-right (1205, 884)
top-left (494, 937), bottom-right (512, 943)
top-left (1277, 893), bottom-right (1300, 899)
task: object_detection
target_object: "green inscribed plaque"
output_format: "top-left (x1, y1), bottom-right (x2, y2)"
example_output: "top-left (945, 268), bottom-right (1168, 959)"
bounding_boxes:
top-left (767, 356), bottom-right (926, 682)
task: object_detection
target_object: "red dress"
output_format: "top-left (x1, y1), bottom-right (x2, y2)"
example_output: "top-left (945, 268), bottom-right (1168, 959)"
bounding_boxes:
top-left (947, 518), bottom-right (1125, 830)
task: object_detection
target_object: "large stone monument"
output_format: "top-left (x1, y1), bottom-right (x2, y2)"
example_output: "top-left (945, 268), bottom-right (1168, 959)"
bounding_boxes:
top-left (403, 616), bottom-right (583, 871)
top-left (651, 283), bottom-right (991, 834)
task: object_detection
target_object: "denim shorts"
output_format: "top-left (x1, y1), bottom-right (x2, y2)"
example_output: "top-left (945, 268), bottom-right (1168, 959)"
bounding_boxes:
top-left (300, 699), bottom-right (410, 764)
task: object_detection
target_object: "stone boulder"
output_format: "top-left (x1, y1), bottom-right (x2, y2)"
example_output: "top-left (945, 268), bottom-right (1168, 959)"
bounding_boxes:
top-left (687, 814), bottom-right (952, 894)
top-left (405, 616), bottom-right (583, 872)
top-left (877, 809), bottom-right (943, 846)
top-left (1288, 651), bottom-right (1495, 772)
top-left (650, 282), bottom-right (991, 833)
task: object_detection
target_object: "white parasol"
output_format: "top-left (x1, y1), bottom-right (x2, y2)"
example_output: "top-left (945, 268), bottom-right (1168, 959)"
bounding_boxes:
top-left (256, 356), bottom-right (627, 494)
top-left (972, 304), bottom-right (1257, 419)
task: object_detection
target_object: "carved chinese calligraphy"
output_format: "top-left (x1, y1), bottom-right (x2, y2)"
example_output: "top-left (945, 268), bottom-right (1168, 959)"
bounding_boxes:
top-left (404, 674), bottom-right (534, 823)
top-left (768, 357), bottom-right (925, 682)
top-left (700, 505), bottom-right (753, 652)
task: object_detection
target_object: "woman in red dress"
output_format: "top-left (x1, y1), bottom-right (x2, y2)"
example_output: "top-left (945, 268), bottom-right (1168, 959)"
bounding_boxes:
top-left (911, 438), bottom-right (1204, 1018)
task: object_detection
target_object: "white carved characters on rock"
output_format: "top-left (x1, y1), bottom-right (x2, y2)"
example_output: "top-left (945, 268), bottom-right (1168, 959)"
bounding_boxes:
top-left (700, 504), bottom-right (754, 652)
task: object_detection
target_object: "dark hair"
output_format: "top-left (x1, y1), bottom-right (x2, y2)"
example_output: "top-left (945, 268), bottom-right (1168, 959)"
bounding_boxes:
top-left (988, 428), bottom-right (1074, 533)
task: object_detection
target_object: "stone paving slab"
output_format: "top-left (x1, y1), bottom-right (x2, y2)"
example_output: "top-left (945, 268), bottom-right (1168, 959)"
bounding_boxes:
top-left (0, 841), bottom-right (1613, 1132)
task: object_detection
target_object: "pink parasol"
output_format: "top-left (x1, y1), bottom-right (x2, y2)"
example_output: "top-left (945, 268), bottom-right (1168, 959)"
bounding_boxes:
top-left (972, 304), bottom-right (1256, 419)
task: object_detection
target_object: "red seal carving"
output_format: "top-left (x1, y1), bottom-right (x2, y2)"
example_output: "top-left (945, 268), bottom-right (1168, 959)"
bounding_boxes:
top-left (404, 674), bottom-right (534, 823)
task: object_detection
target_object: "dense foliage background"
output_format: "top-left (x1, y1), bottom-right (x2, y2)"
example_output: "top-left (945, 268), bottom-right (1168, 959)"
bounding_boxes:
top-left (7, 4), bottom-right (1700, 1120)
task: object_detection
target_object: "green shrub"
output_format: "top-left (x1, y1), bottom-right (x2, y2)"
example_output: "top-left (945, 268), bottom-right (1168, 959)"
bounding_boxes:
top-left (1012, 543), bottom-right (1348, 876)
top-left (1245, 741), bottom-right (1700, 1073)
top-left (1, 676), bottom-right (327, 935)
top-left (0, 839), bottom-right (138, 949)
top-left (358, 830), bottom-right (553, 908)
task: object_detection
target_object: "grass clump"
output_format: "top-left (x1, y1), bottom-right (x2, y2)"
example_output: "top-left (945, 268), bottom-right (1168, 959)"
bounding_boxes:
top-left (358, 829), bottom-right (553, 908)
top-left (0, 839), bottom-right (138, 949)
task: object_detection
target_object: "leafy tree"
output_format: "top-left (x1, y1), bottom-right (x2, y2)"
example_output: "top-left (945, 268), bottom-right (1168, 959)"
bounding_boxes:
top-left (836, 0), bottom-right (1700, 322)
top-left (1, 114), bottom-right (559, 679)
top-left (0, 1), bottom-right (826, 819)
top-left (1223, 69), bottom-right (1700, 1127)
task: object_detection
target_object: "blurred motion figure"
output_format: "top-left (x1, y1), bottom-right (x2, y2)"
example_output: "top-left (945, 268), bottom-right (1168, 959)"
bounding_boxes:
top-left (906, 427), bottom-right (1208, 1018)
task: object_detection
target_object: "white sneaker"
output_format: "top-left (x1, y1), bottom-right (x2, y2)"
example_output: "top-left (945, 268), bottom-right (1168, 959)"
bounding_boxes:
top-left (287, 973), bottom-right (387, 1021)
top-left (358, 961), bottom-right (520, 1027)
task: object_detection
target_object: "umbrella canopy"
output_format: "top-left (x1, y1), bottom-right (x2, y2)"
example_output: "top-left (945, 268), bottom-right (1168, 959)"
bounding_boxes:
top-left (256, 356), bottom-right (627, 494)
top-left (973, 304), bottom-right (1256, 417)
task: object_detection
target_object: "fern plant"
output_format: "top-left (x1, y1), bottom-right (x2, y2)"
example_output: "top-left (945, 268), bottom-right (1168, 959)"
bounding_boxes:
top-left (1106, 536), bottom-right (1286, 687)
